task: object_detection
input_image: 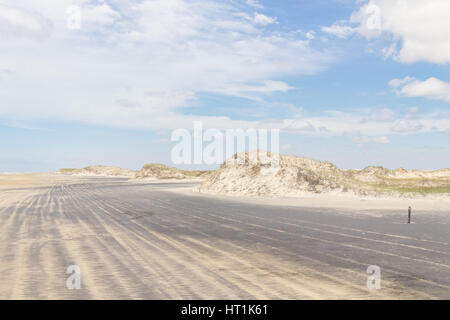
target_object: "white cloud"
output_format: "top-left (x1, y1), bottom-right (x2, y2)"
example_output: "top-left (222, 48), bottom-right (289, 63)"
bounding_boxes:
top-left (350, 0), bottom-right (450, 64)
top-left (373, 136), bottom-right (390, 144)
top-left (0, 68), bottom-right (15, 79)
top-left (408, 106), bottom-right (419, 114)
top-left (0, 3), bottom-right (52, 38)
top-left (2, 0), bottom-right (449, 143)
top-left (253, 13), bottom-right (276, 26)
top-left (370, 108), bottom-right (396, 122)
top-left (305, 30), bottom-right (315, 40)
top-left (353, 136), bottom-right (390, 144)
top-left (321, 21), bottom-right (356, 39)
top-left (0, 0), bottom-right (334, 131)
top-left (381, 42), bottom-right (397, 60)
top-left (389, 77), bottom-right (450, 102)
top-left (213, 80), bottom-right (293, 100)
top-left (246, 0), bottom-right (264, 9)
top-left (390, 120), bottom-right (423, 133)
top-left (287, 106), bottom-right (304, 118)
top-left (82, 3), bottom-right (121, 27)
top-left (271, 109), bottom-right (450, 140)
top-left (323, 1), bottom-right (450, 64)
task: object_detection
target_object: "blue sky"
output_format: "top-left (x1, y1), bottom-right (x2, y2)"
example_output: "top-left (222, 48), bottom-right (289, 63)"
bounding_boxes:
top-left (0, 0), bottom-right (449, 171)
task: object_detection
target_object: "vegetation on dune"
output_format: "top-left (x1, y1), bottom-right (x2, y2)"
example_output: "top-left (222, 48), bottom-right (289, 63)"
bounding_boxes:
top-left (56, 168), bottom-right (82, 174)
top-left (57, 153), bottom-right (450, 197)
top-left (135, 163), bottom-right (212, 180)
top-left (56, 166), bottom-right (135, 177)
top-left (199, 151), bottom-right (450, 197)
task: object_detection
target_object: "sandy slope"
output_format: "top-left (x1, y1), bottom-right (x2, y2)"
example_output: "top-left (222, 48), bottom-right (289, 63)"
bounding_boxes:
top-left (198, 151), bottom-right (450, 199)
top-left (184, 187), bottom-right (450, 212)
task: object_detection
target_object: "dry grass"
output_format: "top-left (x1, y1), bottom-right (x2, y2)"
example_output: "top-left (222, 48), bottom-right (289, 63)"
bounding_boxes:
top-left (135, 163), bottom-right (212, 180)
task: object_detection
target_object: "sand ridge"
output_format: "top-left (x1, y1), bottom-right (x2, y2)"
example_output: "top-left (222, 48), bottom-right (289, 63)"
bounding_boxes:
top-left (197, 151), bottom-right (450, 200)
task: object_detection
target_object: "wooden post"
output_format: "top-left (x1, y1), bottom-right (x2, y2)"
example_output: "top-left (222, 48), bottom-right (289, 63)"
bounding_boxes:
top-left (408, 206), bottom-right (411, 224)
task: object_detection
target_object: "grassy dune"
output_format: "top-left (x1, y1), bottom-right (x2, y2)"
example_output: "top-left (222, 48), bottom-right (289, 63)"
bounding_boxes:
top-left (199, 152), bottom-right (450, 197)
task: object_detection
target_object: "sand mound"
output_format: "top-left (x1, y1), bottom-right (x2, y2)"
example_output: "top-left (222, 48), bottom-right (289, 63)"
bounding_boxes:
top-left (56, 165), bottom-right (136, 177)
top-left (197, 151), bottom-right (450, 198)
top-left (134, 163), bottom-right (211, 180)
top-left (55, 168), bottom-right (82, 175)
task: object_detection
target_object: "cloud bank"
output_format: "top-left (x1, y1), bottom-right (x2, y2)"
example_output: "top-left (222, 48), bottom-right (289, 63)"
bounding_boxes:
top-left (0, 0), bottom-right (334, 131)
top-left (1, 0), bottom-right (449, 144)
top-left (389, 77), bottom-right (450, 102)
top-left (323, 0), bottom-right (450, 64)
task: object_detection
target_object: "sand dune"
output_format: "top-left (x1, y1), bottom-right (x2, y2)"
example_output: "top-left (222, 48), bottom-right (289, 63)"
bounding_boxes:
top-left (197, 151), bottom-right (450, 199)
top-left (56, 165), bottom-right (136, 177)
top-left (133, 163), bottom-right (211, 181)
top-left (57, 163), bottom-right (212, 182)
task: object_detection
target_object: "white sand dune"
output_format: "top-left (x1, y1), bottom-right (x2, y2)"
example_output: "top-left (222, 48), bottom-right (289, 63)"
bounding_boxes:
top-left (197, 151), bottom-right (450, 200)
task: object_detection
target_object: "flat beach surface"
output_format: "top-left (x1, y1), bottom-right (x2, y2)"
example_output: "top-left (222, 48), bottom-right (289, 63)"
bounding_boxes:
top-left (0, 174), bottom-right (449, 299)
